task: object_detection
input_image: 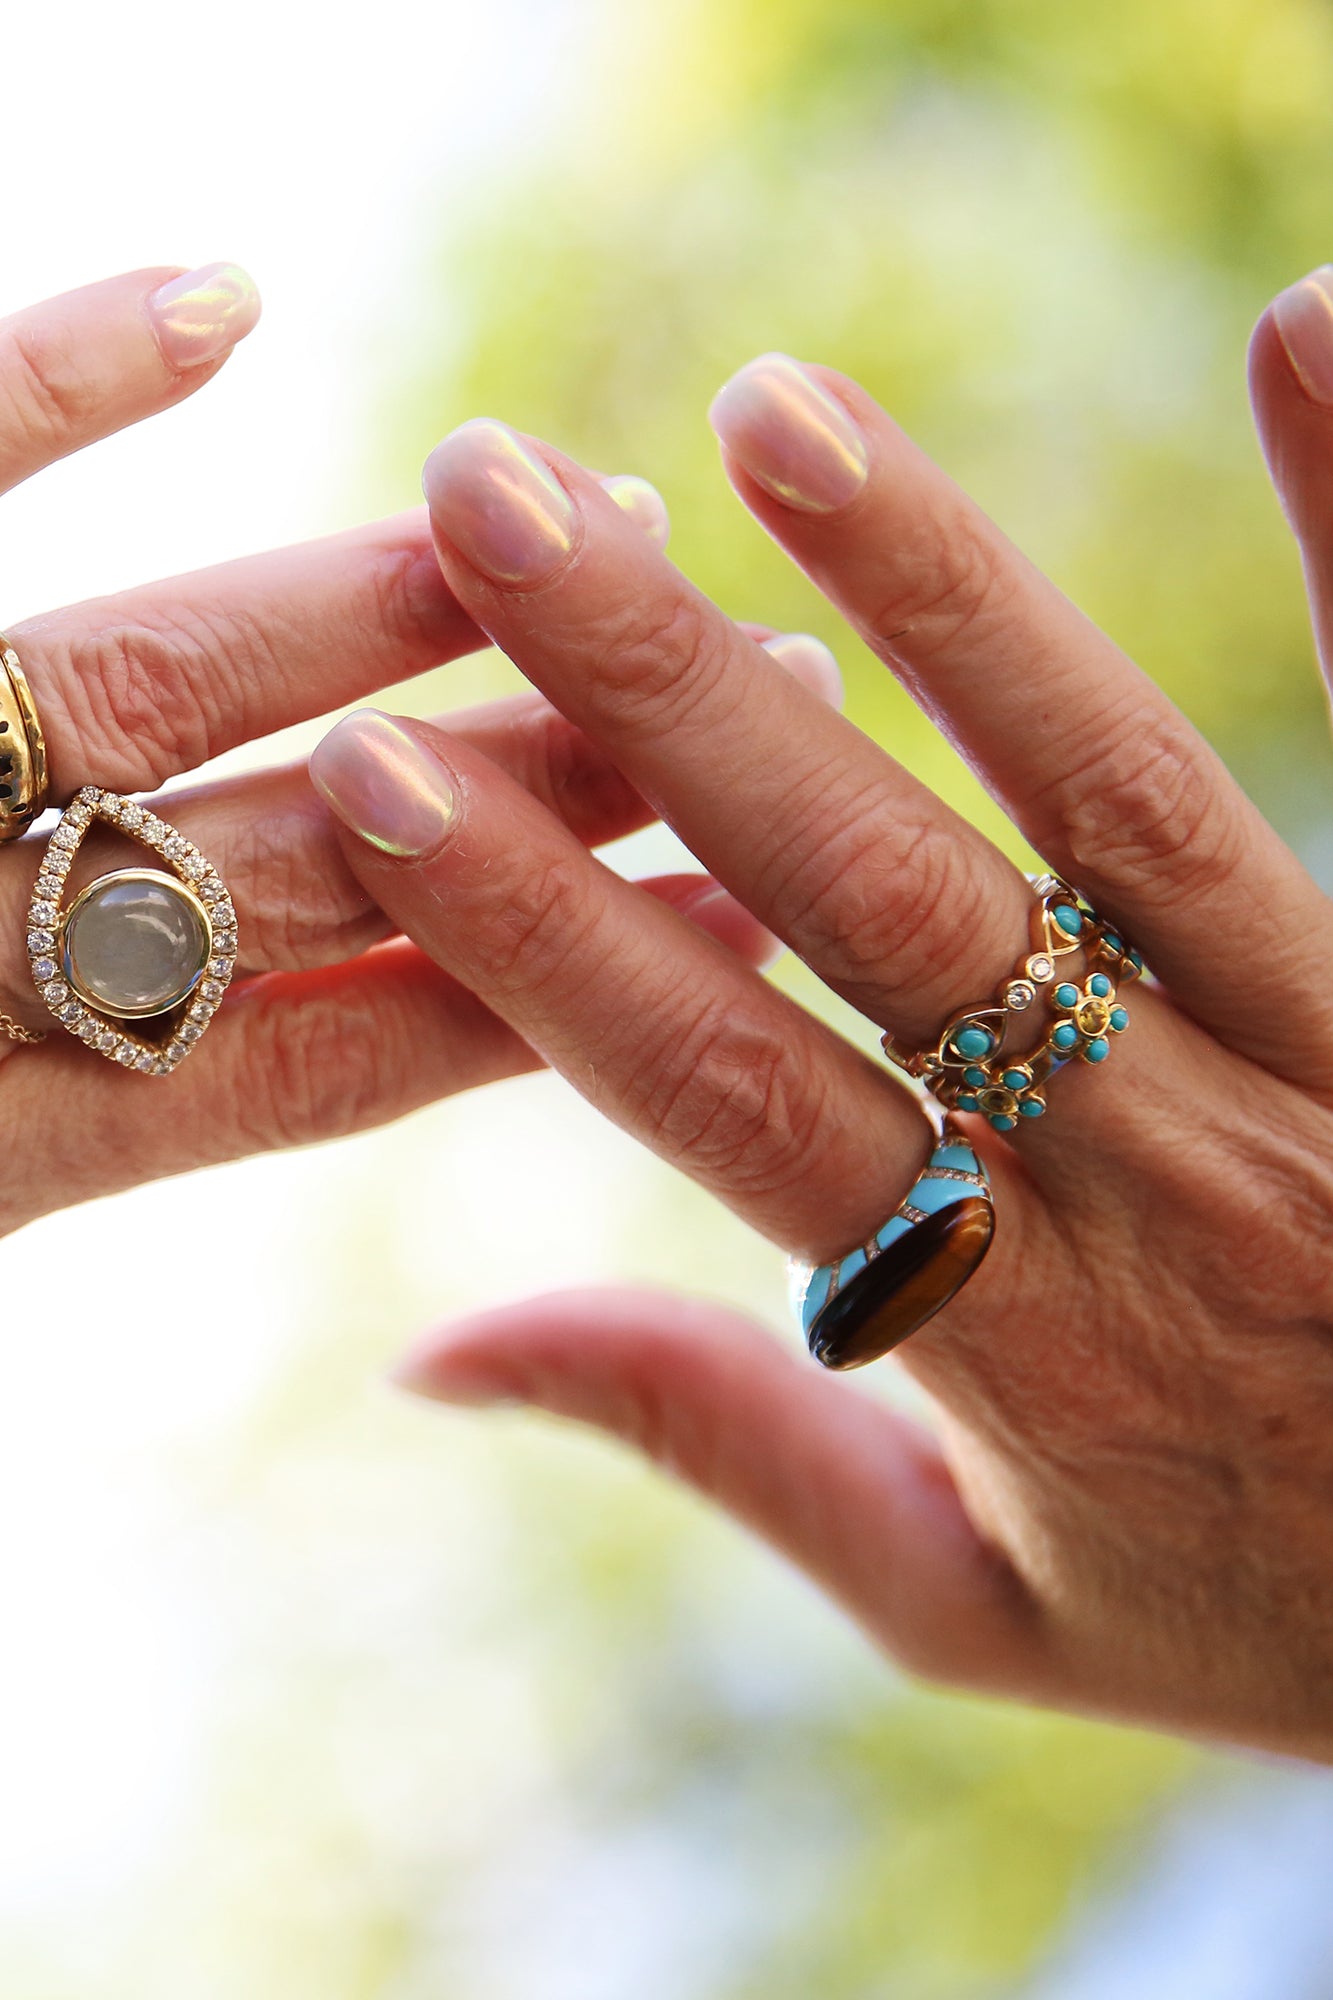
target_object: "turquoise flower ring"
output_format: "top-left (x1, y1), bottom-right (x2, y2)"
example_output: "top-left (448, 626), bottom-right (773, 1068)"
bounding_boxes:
top-left (882, 872), bottom-right (1146, 1128)
top-left (791, 1119), bottom-right (995, 1370)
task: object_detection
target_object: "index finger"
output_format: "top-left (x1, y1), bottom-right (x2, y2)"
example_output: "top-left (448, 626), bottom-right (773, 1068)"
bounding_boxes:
top-left (0, 263), bottom-right (260, 494)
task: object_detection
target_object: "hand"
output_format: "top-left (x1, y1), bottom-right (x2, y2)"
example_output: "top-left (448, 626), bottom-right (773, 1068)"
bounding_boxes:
top-left (311, 272), bottom-right (1333, 1760)
top-left (0, 268), bottom-right (790, 1234)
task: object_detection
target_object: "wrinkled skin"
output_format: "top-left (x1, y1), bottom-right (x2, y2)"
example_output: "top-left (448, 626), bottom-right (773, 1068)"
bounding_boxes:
top-left (320, 287), bottom-right (1333, 1760)
top-left (0, 267), bottom-right (781, 1232)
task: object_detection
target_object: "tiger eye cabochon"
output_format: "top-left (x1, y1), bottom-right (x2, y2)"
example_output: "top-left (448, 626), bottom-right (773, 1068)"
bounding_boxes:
top-left (791, 1131), bottom-right (994, 1370)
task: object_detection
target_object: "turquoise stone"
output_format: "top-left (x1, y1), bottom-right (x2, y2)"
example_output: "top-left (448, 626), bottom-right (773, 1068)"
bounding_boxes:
top-left (933, 1143), bottom-right (979, 1173)
top-left (875, 1214), bottom-right (913, 1253)
top-left (1104, 932), bottom-right (1123, 954)
top-left (1089, 973), bottom-right (1112, 998)
top-left (1110, 1005), bottom-right (1129, 1031)
top-left (1129, 948), bottom-right (1143, 971)
top-left (1052, 1022), bottom-right (1079, 1050)
top-left (962, 1064), bottom-right (987, 1087)
top-left (951, 1025), bottom-right (993, 1060)
top-left (1001, 1068), bottom-right (1028, 1091)
top-left (1054, 982), bottom-right (1079, 1008)
top-left (1019, 1099), bottom-right (1045, 1117)
top-left (1084, 1036), bottom-right (1110, 1063)
top-left (839, 1248), bottom-right (868, 1286)
top-left (1054, 904), bottom-right (1082, 936)
top-left (909, 1175), bottom-right (973, 1216)
top-left (989, 1113), bottom-right (1017, 1131)
top-left (956, 1091), bottom-right (979, 1111)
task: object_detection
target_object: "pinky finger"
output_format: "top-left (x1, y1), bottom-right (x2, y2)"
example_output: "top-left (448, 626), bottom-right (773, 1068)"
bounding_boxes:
top-left (391, 1284), bottom-right (1053, 1698)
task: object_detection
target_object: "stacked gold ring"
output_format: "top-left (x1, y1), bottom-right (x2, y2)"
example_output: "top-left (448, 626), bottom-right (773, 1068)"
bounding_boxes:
top-left (883, 874), bottom-right (1144, 1130)
top-left (0, 636), bottom-right (49, 841)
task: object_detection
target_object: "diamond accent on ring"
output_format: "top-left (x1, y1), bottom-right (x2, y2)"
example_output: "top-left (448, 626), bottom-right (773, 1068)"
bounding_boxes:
top-left (26, 786), bottom-right (237, 1075)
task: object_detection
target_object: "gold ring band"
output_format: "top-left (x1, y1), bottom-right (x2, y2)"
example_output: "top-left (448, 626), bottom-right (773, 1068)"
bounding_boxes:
top-left (0, 636), bottom-right (49, 841)
top-left (883, 874), bottom-right (1144, 1130)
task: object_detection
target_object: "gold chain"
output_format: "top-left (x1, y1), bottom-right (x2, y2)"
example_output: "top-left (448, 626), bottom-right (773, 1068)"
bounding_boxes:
top-left (0, 1008), bottom-right (45, 1045)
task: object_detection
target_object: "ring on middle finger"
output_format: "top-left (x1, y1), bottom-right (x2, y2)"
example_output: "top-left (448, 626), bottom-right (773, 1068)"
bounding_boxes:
top-left (883, 874), bottom-right (1144, 1130)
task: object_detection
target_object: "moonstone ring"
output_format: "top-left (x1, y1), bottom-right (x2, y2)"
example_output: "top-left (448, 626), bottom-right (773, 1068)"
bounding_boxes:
top-left (26, 787), bottom-right (237, 1074)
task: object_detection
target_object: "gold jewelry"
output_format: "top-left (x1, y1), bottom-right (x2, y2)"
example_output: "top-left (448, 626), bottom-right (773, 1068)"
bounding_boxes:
top-left (0, 636), bottom-right (49, 841)
top-left (883, 874), bottom-right (1143, 1129)
top-left (0, 1005), bottom-right (45, 1046)
top-left (27, 787), bottom-right (237, 1074)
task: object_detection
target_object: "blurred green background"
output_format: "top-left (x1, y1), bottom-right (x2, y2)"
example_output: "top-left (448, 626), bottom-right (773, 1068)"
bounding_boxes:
top-left (8, 0), bottom-right (1333, 1994)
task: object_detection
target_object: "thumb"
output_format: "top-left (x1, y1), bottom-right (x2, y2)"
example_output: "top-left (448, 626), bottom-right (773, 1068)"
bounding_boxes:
top-left (392, 1285), bottom-right (1048, 1695)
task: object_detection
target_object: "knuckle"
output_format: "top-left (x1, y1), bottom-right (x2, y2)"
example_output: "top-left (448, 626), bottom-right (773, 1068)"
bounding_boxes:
top-left (537, 708), bottom-right (642, 837)
top-left (1050, 709), bottom-right (1237, 903)
top-left (231, 804), bottom-right (384, 970)
top-left (629, 997), bottom-right (827, 1195)
top-left (38, 604), bottom-right (244, 785)
top-left (767, 781), bottom-right (983, 1006)
top-left (476, 851), bottom-right (605, 995)
top-left (234, 982), bottom-right (407, 1151)
top-left (0, 320), bottom-right (102, 460)
top-left (867, 505), bottom-right (1015, 658)
top-left (578, 587), bottom-right (735, 737)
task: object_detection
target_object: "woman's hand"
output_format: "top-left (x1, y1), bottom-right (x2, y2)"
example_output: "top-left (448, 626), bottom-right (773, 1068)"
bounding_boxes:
top-left (0, 267), bottom-right (790, 1234)
top-left (311, 271), bottom-right (1333, 1760)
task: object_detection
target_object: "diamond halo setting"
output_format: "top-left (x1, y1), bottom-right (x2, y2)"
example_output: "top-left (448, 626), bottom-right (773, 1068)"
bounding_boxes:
top-left (26, 787), bottom-right (236, 1074)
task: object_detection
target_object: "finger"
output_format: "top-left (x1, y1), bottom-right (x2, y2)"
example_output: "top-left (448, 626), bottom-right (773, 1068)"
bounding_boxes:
top-left (637, 872), bottom-right (781, 967)
top-left (391, 1286), bottom-right (1053, 1697)
top-left (0, 696), bottom-right (780, 1032)
top-left (0, 683), bottom-right (740, 1028)
top-left (419, 418), bottom-right (1032, 1052)
top-left (1250, 271), bottom-right (1333, 698)
top-left (9, 512), bottom-right (475, 795)
top-left (8, 468), bottom-right (682, 799)
top-left (0, 264), bottom-right (261, 494)
top-left (309, 707), bottom-right (1045, 1265)
top-left (708, 353), bottom-right (1333, 1086)
top-left (0, 939), bottom-right (532, 1232)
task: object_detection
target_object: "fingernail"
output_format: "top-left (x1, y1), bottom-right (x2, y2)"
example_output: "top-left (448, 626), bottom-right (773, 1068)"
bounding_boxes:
top-left (310, 708), bottom-right (456, 860)
top-left (600, 473), bottom-right (671, 548)
top-left (1272, 267), bottom-right (1333, 405)
top-left (147, 261), bottom-right (262, 370)
top-left (762, 631), bottom-right (843, 707)
top-left (423, 419), bottom-right (579, 585)
top-left (709, 353), bottom-right (869, 513)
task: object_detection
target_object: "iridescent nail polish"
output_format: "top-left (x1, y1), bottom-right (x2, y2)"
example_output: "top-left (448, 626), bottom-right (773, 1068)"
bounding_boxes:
top-left (147, 262), bottom-right (261, 369)
top-left (310, 709), bottom-right (456, 860)
top-left (423, 419), bottom-right (579, 586)
top-left (709, 353), bottom-right (869, 514)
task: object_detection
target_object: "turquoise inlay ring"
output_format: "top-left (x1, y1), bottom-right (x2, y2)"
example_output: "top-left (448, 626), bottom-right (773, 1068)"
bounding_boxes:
top-left (882, 874), bottom-right (1144, 1131)
top-left (791, 1120), bottom-right (995, 1370)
